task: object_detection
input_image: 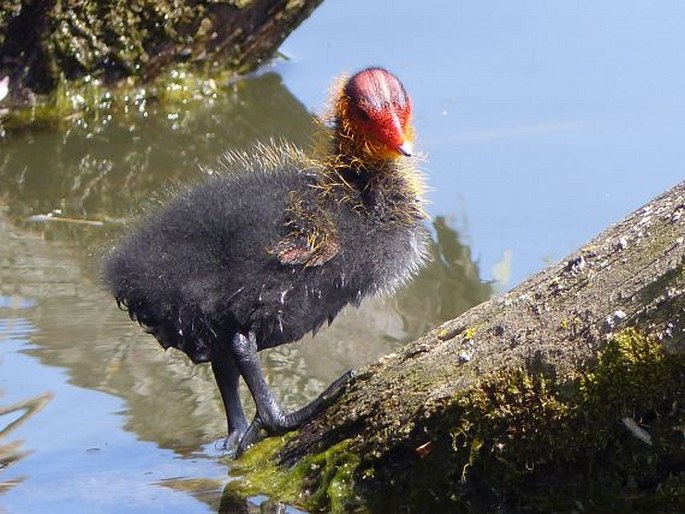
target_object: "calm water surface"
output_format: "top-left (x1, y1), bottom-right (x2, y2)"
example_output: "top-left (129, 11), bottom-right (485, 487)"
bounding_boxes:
top-left (1, 1), bottom-right (684, 512)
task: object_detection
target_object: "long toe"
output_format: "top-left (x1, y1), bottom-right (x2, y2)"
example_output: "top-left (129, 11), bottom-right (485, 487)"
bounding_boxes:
top-left (236, 417), bottom-right (264, 456)
top-left (284, 368), bottom-right (354, 427)
top-left (235, 370), bottom-right (354, 457)
top-left (221, 428), bottom-right (248, 456)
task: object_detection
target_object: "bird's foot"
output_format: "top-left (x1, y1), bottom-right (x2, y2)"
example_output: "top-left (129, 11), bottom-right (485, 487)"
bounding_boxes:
top-left (217, 427), bottom-right (248, 457)
top-left (235, 369), bottom-right (354, 456)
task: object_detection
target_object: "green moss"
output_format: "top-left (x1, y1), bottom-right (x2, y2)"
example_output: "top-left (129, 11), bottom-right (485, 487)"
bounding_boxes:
top-left (463, 326), bottom-right (478, 341)
top-left (226, 435), bottom-right (362, 512)
top-left (443, 328), bottom-right (685, 510)
top-left (224, 435), bottom-right (303, 503)
top-left (357, 328), bottom-right (684, 511)
top-left (581, 328), bottom-right (671, 411)
top-left (1, 0), bottom-right (323, 134)
top-left (2, 64), bottom-right (235, 133)
top-left (229, 329), bottom-right (683, 511)
top-left (286, 0), bottom-right (307, 10)
top-left (559, 316), bottom-right (582, 330)
top-left (45, 0), bottom-right (203, 81)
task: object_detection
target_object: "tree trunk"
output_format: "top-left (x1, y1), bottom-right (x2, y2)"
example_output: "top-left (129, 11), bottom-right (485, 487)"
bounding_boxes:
top-left (228, 181), bottom-right (685, 513)
top-left (0, 0), bottom-right (321, 99)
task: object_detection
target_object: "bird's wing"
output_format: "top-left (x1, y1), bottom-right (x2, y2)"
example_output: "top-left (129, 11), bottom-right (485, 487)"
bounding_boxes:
top-left (272, 187), bottom-right (341, 267)
top-left (272, 232), bottom-right (340, 267)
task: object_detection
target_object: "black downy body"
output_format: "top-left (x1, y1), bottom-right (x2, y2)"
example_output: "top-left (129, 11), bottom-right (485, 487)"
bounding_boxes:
top-left (103, 67), bottom-right (428, 454)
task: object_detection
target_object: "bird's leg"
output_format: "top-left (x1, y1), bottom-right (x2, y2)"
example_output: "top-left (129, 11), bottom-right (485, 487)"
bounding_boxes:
top-left (211, 351), bottom-right (248, 454)
top-left (229, 332), bottom-right (288, 435)
top-left (230, 332), bottom-right (353, 455)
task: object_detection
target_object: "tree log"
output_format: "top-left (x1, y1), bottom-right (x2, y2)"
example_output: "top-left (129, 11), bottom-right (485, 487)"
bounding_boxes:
top-left (0, 0), bottom-right (321, 100)
top-left (228, 181), bottom-right (685, 513)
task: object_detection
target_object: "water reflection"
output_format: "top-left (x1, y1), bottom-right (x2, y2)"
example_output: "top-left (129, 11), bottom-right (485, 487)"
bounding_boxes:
top-left (0, 393), bottom-right (52, 491)
top-left (397, 215), bottom-right (492, 336)
top-left (0, 69), bottom-right (490, 512)
top-left (0, 72), bottom-right (315, 222)
top-left (219, 493), bottom-right (306, 514)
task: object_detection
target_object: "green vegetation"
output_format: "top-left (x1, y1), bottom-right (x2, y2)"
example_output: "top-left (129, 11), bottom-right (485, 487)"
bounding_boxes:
top-left (2, 65), bottom-right (236, 133)
top-left (233, 329), bottom-right (684, 512)
top-left (0, 0), bottom-right (322, 134)
top-left (226, 436), bottom-right (362, 512)
top-left (433, 328), bottom-right (684, 511)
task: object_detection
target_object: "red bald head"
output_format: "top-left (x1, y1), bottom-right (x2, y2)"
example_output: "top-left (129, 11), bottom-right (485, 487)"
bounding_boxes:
top-left (341, 67), bottom-right (413, 157)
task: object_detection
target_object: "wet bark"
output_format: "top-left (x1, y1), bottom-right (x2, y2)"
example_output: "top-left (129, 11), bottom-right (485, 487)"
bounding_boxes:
top-left (232, 181), bottom-right (685, 512)
top-left (0, 0), bottom-right (321, 100)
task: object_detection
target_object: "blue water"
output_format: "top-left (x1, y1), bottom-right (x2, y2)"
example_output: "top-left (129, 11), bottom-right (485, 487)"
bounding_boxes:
top-left (280, 0), bottom-right (685, 286)
top-left (1, 1), bottom-right (684, 512)
top-left (0, 307), bottom-right (226, 513)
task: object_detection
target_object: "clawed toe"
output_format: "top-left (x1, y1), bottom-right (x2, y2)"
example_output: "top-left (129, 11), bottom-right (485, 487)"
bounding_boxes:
top-left (219, 428), bottom-right (247, 456)
top-left (235, 417), bottom-right (260, 456)
top-left (234, 369), bottom-right (354, 457)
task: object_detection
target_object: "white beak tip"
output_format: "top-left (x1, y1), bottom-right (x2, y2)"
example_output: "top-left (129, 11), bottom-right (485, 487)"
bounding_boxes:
top-left (398, 141), bottom-right (413, 157)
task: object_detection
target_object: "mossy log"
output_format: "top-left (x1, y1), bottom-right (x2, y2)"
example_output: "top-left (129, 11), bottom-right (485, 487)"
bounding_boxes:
top-left (227, 181), bottom-right (685, 513)
top-left (0, 0), bottom-right (321, 100)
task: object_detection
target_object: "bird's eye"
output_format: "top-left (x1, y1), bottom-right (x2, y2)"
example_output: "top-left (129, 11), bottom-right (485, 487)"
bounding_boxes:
top-left (355, 107), bottom-right (371, 122)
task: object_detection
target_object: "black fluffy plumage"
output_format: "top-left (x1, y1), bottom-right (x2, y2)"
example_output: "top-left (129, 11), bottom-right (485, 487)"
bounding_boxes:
top-left (105, 144), bottom-right (428, 363)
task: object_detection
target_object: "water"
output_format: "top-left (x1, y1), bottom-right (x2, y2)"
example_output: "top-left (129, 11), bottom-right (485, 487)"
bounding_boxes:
top-left (1, 1), bottom-right (684, 512)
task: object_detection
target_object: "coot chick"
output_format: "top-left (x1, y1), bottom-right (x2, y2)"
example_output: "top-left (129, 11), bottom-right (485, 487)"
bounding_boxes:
top-left (104, 67), bottom-right (429, 455)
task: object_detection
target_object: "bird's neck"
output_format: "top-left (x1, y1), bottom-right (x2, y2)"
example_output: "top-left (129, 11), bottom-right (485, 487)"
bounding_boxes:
top-left (326, 115), bottom-right (402, 173)
top-left (314, 118), bottom-right (427, 224)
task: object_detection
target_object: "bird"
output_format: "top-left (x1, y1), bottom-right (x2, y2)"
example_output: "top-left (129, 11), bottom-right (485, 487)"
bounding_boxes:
top-left (103, 67), bottom-right (429, 455)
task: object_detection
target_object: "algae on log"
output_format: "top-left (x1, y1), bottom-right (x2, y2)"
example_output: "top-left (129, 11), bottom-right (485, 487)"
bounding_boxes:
top-left (0, 0), bottom-right (321, 98)
top-left (229, 181), bottom-right (685, 513)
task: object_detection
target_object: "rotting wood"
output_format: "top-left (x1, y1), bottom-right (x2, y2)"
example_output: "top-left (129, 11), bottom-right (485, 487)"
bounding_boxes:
top-left (227, 181), bottom-right (685, 512)
top-left (0, 0), bottom-right (321, 101)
